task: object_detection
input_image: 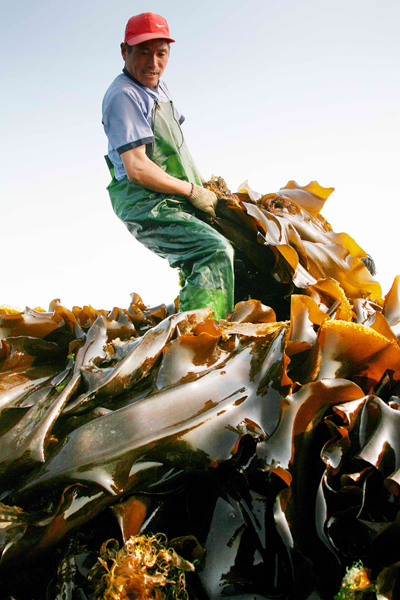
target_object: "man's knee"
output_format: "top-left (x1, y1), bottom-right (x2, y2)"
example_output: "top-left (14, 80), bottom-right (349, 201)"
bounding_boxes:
top-left (214, 236), bottom-right (234, 265)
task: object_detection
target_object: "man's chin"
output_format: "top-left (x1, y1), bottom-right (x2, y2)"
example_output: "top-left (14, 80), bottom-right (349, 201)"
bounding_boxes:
top-left (139, 74), bottom-right (159, 87)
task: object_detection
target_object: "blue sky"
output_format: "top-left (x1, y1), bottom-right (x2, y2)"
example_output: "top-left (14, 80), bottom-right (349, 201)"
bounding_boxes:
top-left (2, 0), bottom-right (399, 310)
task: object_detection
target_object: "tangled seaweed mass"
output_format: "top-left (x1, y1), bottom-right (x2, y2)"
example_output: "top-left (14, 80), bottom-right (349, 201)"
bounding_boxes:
top-left (2, 179), bottom-right (400, 599)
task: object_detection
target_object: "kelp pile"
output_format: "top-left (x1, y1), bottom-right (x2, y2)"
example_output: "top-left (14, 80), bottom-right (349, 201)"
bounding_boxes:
top-left (1, 179), bottom-right (400, 600)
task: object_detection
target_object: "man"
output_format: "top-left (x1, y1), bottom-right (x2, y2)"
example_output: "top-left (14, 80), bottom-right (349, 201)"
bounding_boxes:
top-left (102, 12), bottom-right (234, 320)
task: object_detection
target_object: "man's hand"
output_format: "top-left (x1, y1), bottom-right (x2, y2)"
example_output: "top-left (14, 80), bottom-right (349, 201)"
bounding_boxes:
top-left (189, 184), bottom-right (218, 217)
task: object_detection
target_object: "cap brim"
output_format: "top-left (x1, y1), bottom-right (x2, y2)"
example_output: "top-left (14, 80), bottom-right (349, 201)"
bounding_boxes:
top-left (125, 32), bottom-right (175, 46)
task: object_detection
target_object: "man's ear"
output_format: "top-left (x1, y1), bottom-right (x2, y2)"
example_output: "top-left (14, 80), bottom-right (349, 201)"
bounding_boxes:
top-left (121, 42), bottom-right (127, 60)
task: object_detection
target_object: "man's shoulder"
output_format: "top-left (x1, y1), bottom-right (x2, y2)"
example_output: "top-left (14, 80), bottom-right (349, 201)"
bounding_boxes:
top-left (103, 73), bottom-right (144, 104)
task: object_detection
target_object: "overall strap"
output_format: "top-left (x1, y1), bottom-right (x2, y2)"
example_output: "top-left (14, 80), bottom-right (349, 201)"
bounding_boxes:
top-left (149, 100), bottom-right (201, 185)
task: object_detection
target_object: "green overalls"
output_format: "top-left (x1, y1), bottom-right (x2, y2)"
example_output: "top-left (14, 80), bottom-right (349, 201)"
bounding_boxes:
top-left (106, 100), bottom-right (234, 320)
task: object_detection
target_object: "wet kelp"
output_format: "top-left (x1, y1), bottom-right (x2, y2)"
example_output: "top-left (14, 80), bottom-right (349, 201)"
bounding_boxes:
top-left (205, 177), bottom-right (381, 319)
top-left (1, 181), bottom-right (400, 599)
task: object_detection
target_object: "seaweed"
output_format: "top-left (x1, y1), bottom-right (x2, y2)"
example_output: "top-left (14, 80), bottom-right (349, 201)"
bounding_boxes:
top-left (1, 179), bottom-right (400, 599)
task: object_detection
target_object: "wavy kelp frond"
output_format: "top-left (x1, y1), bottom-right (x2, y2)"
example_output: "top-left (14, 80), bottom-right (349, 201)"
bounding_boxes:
top-left (306, 278), bottom-right (353, 321)
top-left (0, 305), bottom-right (26, 315)
top-left (227, 298), bottom-right (277, 324)
top-left (317, 319), bottom-right (400, 387)
top-left (89, 534), bottom-right (194, 600)
top-left (384, 275), bottom-right (400, 327)
top-left (279, 180), bottom-right (335, 216)
top-left (235, 179), bottom-right (333, 216)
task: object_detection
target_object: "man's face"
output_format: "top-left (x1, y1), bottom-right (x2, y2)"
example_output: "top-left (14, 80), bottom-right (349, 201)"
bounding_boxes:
top-left (121, 39), bottom-right (170, 88)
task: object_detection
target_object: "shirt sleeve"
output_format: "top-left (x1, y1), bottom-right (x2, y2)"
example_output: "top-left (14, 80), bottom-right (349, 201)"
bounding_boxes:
top-left (176, 108), bottom-right (185, 125)
top-left (102, 90), bottom-right (154, 155)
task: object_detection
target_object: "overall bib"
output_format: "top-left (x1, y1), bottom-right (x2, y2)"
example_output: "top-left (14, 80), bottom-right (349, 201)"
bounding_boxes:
top-left (106, 100), bottom-right (234, 320)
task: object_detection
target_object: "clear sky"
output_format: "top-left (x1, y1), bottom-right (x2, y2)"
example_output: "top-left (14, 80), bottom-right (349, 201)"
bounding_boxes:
top-left (2, 0), bottom-right (399, 311)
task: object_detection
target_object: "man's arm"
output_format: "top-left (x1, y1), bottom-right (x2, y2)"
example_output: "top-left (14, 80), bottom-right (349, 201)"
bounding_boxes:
top-left (121, 144), bottom-right (192, 196)
top-left (121, 144), bottom-right (217, 216)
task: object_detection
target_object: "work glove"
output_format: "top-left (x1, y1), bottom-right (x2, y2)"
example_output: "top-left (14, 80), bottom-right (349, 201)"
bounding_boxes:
top-left (188, 184), bottom-right (218, 217)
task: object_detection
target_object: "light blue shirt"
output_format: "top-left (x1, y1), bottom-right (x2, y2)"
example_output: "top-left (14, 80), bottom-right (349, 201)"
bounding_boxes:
top-left (102, 70), bottom-right (184, 180)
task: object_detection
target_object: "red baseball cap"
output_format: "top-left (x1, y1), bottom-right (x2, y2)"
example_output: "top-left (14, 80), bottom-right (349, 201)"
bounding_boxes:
top-left (124, 13), bottom-right (175, 46)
